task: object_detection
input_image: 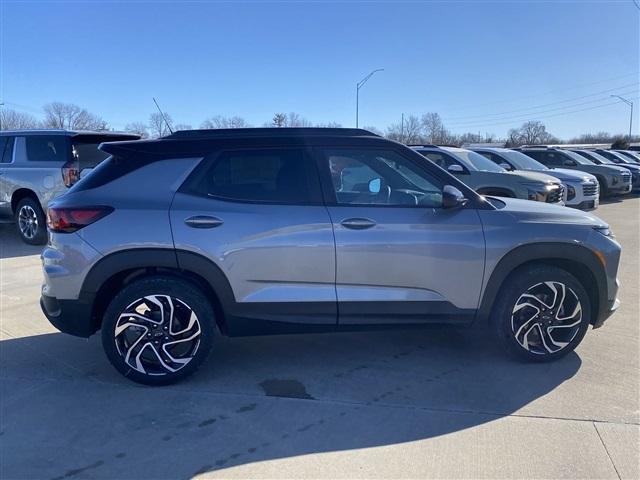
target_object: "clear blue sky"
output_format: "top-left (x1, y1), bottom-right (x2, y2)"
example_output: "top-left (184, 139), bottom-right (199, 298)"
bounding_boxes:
top-left (1, 0), bottom-right (638, 139)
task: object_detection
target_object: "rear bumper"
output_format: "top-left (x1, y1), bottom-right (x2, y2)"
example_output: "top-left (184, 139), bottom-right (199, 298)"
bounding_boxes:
top-left (40, 292), bottom-right (97, 337)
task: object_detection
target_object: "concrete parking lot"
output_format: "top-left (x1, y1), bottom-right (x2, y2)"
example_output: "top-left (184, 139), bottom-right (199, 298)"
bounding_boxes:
top-left (1, 197), bottom-right (638, 480)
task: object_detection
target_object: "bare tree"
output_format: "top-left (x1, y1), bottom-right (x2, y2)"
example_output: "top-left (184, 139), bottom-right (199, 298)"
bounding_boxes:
top-left (124, 122), bottom-right (149, 139)
top-left (148, 112), bottom-right (173, 138)
top-left (362, 125), bottom-right (383, 136)
top-left (506, 121), bottom-right (557, 147)
top-left (421, 112), bottom-right (453, 144)
top-left (285, 112), bottom-right (312, 127)
top-left (42, 102), bottom-right (107, 130)
top-left (271, 113), bottom-right (287, 127)
top-left (201, 115), bottom-right (249, 129)
top-left (0, 109), bottom-right (39, 130)
top-left (315, 121), bottom-right (342, 128)
top-left (174, 123), bottom-right (192, 131)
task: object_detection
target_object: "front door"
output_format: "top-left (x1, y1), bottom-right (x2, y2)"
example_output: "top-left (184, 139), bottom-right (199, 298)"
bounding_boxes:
top-left (318, 147), bottom-right (485, 325)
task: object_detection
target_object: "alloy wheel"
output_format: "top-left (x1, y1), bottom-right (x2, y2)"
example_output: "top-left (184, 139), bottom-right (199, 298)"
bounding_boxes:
top-left (18, 205), bottom-right (38, 240)
top-left (114, 294), bottom-right (202, 375)
top-left (511, 281), bottom-right (582, 355)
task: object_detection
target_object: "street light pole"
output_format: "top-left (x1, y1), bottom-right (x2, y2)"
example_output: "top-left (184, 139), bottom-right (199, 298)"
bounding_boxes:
top-left (610, 95), bottom-right (634, 140)
top-left (356, 69), bottom-right (384, 128)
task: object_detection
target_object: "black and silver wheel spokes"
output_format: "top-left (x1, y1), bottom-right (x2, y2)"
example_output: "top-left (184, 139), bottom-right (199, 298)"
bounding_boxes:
top-left (114, 295), bottom-right (201, 375)
top-left (511, 281), bottom-right (582, 355)
top-left (18, 205), bottom-right (38, 239)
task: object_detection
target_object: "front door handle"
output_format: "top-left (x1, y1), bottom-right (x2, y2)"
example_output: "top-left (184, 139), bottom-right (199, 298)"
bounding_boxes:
top-left (341, 218), bottom-right (377, 230)
top-left (184, 215), bottom-right (224, 229)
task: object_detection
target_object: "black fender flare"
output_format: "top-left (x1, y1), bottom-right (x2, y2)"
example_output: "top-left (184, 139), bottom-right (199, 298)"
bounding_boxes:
top-left (477, 242), bottom-right (607, 325)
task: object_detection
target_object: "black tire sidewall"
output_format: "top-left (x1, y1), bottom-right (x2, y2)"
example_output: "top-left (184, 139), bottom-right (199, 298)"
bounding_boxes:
top-left (15, 197), bottom-right (47, 245)
top-left (101, 276), bottom-right (215, 386)
top-left (493, 266), bottom-right (591, 362)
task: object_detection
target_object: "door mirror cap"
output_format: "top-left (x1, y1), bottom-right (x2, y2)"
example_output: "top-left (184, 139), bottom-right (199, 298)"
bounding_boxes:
top-left (499, 162), bottom-right (512, 170)
top-left (442, 185), bottom-right (468, 209)
top-left (368, 178), bottom-right (381, 193)
top-left (447, 164), bottom-right (464, 173)
top-left (563, 159), bottom-right (577, 166)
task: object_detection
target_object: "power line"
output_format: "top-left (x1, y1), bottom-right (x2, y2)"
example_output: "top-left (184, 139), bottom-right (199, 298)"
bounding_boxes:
top-left (3, 101), bottom-right (42, 115)
top-left (443, 71), bottom-right (639, 113)
top-left (443, 83), bottom-right (639, 121)
top-left (446, 88), bottom-right (639, 127)
top-left (448, 97), bottom-right (639, 131)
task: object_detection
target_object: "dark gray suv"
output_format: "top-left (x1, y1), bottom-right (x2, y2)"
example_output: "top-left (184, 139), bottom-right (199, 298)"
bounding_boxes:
top-left (40, 128), bottom-right (621, 385)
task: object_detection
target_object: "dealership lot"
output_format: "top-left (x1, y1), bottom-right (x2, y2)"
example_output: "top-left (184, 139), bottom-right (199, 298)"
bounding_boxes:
top-left (0, 197), bottom-right (638, 479)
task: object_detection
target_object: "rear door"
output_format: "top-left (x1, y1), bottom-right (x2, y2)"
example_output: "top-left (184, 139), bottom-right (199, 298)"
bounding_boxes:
top-left (317, 146), bottom-right (485, 325)
top-left (170, 147), bottom-right (337, 328)
top-left (0, 136), bottom-right (16, 216)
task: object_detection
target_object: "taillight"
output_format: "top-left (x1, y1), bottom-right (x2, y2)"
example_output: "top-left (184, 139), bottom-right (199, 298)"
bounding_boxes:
top-left (61, 161), bottom-right (80, 187)
top-left (47, 206), bottom-right (113, 233)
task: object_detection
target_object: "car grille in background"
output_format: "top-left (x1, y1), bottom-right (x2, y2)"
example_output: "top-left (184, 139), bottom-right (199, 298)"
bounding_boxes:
top-left (621, 172), bottom-right (631, 183)
top-left (583, 183), bottom-right (598, 196)
top-left (546, 185), bottom-right (563, 203)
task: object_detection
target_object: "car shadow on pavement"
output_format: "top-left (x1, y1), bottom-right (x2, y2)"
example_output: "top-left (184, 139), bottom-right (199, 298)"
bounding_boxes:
top-left (0, 224), bottom-right (43, 259)
top-left (0, 326), bottom-right (582, 479)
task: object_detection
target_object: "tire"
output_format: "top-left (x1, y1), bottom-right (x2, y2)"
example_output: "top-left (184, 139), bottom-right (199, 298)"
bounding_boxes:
top-left (101, 276), bottom-right (215, 385)
top-left (596, 177), bottom-right (609, 198)
top-left (15, 197), bottom-right (48, 245)
top-left (492, 265), bottom-right (591, 362)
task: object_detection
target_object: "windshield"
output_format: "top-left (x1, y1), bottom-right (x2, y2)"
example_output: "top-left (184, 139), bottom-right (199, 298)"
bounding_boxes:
top-left (576, 150), bottom-right (613, 164)
top-left (604, 150), bottom-right (634, 164)
top-left (500, 150), bottom-right (549, 171)
top-left (563, 150), bottom-right (594, 165)
top-left (446, 148), bottom-right (505, 172)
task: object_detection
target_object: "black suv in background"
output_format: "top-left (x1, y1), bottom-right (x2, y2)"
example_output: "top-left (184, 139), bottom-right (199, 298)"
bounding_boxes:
top-left (517, 147), bottom-right (632, 197)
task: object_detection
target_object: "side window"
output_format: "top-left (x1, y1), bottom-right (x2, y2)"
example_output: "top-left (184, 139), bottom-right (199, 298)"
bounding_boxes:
top-left (546, 152), bottom-right (562, 166)
top-left (192, 149), bottom-right (319, 204)
top-left (480, 152), bottom-right (505, 166)
top-left (422, 151), bottom-right (461, 170)
top-left (323, 148), bottom-right (443, 207)
top-left (25, 136), bottom-right (70, 162)
top-left (0, 137), bottom-right (14, 163)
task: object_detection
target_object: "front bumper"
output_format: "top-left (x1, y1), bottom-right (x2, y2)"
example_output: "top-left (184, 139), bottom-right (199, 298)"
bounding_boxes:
top-left (40, 291), bottom-right (97, 337)
top-left (593, 297), bottom-right (620, 329)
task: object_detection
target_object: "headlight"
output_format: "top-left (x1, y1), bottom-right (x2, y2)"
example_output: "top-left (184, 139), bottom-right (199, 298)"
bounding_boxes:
top-left (566, 184), bottom-right (576, 201)
top-left (522, 183), bottom-right (551, 202)
top-left (594, 225), bottom-right (614, 237)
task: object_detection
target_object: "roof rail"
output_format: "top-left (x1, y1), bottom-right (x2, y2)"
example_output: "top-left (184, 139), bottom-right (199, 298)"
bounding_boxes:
top-left (164, 127), bottom-right (379, 139)
top-left (407, 144), bottom-right (437, 148)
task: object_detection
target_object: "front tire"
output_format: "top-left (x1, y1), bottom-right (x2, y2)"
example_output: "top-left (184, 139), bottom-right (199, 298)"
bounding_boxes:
top-left (15, 197), bottom-right (47, 245)
top-left (101, 276), bottom-right (215, 385)
top-left (493, 265), bottom-right (591, 362)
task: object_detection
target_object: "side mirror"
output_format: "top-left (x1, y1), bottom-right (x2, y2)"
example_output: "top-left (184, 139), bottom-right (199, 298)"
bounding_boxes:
top-left (447, 164), bottom-right (464, 174)
top-left (442, 185), bottom-right (468, 209)
top-left (368, 178), bottom-right (381, 194)
top-left (563, 159), bottom-right (577, 166)
top-left (499, 162), bottom-right (512, 171)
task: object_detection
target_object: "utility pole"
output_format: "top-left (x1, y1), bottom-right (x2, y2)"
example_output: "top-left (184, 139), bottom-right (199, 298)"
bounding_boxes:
top-left (355, 69), bottom-right (384, 128)
top-left (401, 113), bottom-right (404, 143)
top-left (610, 95), bottom-right (634, 140)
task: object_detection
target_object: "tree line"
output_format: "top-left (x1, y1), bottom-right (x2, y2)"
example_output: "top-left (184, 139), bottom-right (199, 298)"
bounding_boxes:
top-left (1, 101), bottom-right (637, 147)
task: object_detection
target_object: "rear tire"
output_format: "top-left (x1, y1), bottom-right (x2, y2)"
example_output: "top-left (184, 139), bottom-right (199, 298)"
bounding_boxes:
top-left (15, 197), bottom-right (47, 245)
top-left (101, 276), bottom-right (215, 385)
top-left (492, 265), bottom-right (591, 362)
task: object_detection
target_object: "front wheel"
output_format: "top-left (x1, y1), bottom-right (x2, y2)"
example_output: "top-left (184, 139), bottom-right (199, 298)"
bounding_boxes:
top-left (101, 276), bottom-right (215, 385)
top-left (493, 266), bottom-right (591, 362)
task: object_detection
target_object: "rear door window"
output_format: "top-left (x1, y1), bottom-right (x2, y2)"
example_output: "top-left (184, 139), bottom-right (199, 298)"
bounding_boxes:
top-left (189, 149), bottom-right (322, 204)
top-left (25, 136), bottom-right (70, 162)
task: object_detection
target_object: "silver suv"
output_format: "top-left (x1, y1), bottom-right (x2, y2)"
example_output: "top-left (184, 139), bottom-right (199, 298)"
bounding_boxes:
top-left (0, 130), bottom-right (139, 244)
top-left (40, 128), bottom-right (621, 385)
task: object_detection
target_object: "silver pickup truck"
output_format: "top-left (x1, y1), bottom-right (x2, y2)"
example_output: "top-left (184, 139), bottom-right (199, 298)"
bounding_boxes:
top-left (0, 130), bottom-right (139, 244)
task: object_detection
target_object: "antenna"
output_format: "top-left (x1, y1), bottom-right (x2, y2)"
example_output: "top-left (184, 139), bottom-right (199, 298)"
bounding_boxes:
top-left (152, 97), bottom-right (174, 135)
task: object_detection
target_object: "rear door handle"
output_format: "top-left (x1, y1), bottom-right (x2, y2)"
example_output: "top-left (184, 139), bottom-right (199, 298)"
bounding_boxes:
top-left (340, 218), bottom-right (377, 230)
top-left (184, 215), bottom-right (224, 229)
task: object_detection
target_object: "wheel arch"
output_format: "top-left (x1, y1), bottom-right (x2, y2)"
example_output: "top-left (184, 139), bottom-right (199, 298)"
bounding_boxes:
top-left (82, 249), bottom-right (234, 336)
top-left (11, 188), bottom-right (41, 214)
top-left (477, 243), bottom-right (606, 326)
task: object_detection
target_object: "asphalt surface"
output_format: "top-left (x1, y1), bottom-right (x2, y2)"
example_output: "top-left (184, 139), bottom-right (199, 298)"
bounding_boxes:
top-left (1, 197), bottom-right (638, 479)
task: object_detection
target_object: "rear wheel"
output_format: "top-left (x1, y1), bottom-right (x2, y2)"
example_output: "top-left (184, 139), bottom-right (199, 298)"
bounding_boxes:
top-left (493, 265), bottom-right (591, 362)
top-left (15, 197), bottom-right (47, 245)
top-left (101, 276), bottom-right (215, 385)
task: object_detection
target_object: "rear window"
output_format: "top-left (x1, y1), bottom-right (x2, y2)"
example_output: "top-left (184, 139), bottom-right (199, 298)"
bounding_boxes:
top-left (69, 155), bottom-right (155, 192)
top-left (72, 142), bottom-right (111, 170)
top-left (189, 149), bottom-right (320, 204)
top-left (25, 136), bottom-right (70, 162)
top-left (0, 136), bottom-right (14, 163)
